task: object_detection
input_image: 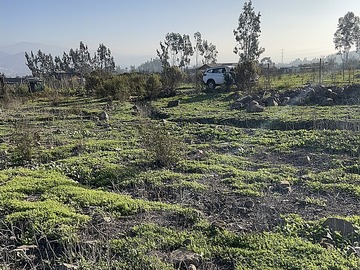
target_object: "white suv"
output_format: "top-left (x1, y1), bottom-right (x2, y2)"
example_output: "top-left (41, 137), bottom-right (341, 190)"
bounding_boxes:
top-left (202, 66), bottom-right (233, 89)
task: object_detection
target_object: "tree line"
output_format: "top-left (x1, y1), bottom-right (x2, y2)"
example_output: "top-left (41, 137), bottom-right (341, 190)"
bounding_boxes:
top-left (25, 42), bottom-right (115, 79)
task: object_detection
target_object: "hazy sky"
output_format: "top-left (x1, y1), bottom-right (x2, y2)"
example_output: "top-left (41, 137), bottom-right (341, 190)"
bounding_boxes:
top-left (2, 0), bottom-right (360, 66)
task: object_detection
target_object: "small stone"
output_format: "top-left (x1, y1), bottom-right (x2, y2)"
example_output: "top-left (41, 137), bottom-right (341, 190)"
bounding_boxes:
top-left (167, 100), bottom-right (180, 108)
top-left (188, 264), bottom-right (197, 270)
top-left (320, 238), bottom-right (334, 249)
top-left (276, 180), bottom-right (292, 193)
top-left (244, 200), bottom-right (255, 209)
top-left (183, 238), bottom-right (192, 246)
top-left (98, 111), bottom-right (109, 121)
top-left (169, 248), bottom-right (202, 268)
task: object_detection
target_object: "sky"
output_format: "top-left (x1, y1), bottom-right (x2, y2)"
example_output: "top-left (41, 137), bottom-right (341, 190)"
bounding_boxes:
top-left (1, 0), bottom-right (360, 67)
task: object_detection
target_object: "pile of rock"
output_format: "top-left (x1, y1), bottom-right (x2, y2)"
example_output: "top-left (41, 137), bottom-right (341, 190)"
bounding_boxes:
top-left (230, 93), bottom-right (287, 113)
top-left (230, 84), bottom-right (360, 112)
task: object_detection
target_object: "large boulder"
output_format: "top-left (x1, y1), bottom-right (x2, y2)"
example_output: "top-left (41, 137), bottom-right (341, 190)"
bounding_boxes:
top-left (320, 98), bottom-right (334, 106)
top-left (266, 96), bottom-right (279, 106)
top-left (238, 95), bottom-right (253, 105)
top-left (323, 218), bottom-right (355, 236)
top-left (246, 101), bottom-right (265, 113)
top-left (230, 95), bottom-right (253, 110)
top-left (280, 96), bottom-right (291, 106)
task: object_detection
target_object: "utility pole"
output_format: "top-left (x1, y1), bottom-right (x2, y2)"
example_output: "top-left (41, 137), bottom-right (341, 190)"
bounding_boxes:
top-left (267, 62), bottom-right (271, 89)
top-left (319, 58), bottom-right (322, 84)
top-left (281, 49), bottom-right (284, 64)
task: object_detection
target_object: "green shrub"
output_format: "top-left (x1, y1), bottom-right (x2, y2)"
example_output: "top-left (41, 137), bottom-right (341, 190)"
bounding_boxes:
top-left (145, 73), bottom-right (162, 99)
top-left (103, 75), bottom-right (130, 101)
top-left (10, 122), bottom-right (40, 164)
top-left (161, 66), bottom-right (184, 91)
top-left (128, 73), bottom-right (146, 98)
top-left (233, 60), bottom-right (259, 92)
top-left (139, 121), bottom-right (182, 167)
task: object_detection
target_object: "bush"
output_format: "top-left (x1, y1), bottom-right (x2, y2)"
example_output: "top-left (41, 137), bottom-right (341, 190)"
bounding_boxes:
top-left (161, 66), bottom-right (184, 92)
top-left (140, 121), bottom-right (182, 167)
top-left (10, 122), bottom-right (40, 164)
top-left (145, 74), bottom-right (162, 99)
top-left (233, 60), bottom-right (260, 92)
top-left (128, 73), bottom-right (146, 98)
top-left (224, 72), bottom-right (233, 91)
top-left (103, 75), bottom-right (130, 101)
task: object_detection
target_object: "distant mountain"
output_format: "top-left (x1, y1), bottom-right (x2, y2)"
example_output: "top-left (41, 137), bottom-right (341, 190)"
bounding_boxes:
top-left (0, 42), bottom-right (68, 56)
top-left (0, 52), bottom-right (29, 76)
top-left (281, 50), bottom-right (360, 68)
top-left (0, 42), bottom-right (69, 77)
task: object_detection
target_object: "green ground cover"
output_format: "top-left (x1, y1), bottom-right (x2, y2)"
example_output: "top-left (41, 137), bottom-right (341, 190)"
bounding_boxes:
top-left (0, 88), bottom-right (359, 269)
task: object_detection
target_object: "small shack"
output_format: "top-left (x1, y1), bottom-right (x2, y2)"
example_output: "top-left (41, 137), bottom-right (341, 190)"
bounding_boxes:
top-left (25, 77), bottom-right (44, 92)
top-left (2, 76), bottom-right (44, 93)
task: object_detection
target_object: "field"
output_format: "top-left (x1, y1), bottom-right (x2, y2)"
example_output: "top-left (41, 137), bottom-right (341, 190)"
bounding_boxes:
top-left (0, 83), bottom-right (359, 269)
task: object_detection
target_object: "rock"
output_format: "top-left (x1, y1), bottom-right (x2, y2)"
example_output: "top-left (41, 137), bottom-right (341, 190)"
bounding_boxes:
top-left (57, 263), bottom-right (79, 270)
top-left (131, 105), bottom-right (140, 116)
top-left (169, 248), bottom-right (202, 268)
top-left (167, 100), bottom-right (180, 108)
top-left (231, 95), bottom-right (254, 110)
top-left (319, 238), bottom-right (334, 249)
top-left (244, 199), bottom-right (255, 209)
top-left (305, 87), bottom-right (316, 98)
top-left (230, 101), bottom-right (245, 110)
top-left (275, 180), bottom-right (292, 193)
top-left (238, 207), bottom-right (251, 215)
top-left (328, 91), bottom-right (339, 100)
top-left (320, 98), bottom-right (334, 106)
top-left (237, 95), bottom-right (253, 105)
top-left (279, 180), bottom-right (291, 187)
top-left (266, 96), bottom-right (279, 106)
top-left (323, 218), bottom-right (355, 236)
top-left (98, 111), bottom-right (109, 121)
top-left (248, 100), bottom-right (259, 106)
top-left (0, 150), bottom-right (7, 161)
top-left (347, 246), bottom-right (360, 257)
top-left (183, 238), bottom-right (192, 246)
top-left (188, 264), bottom-right (197, 270)
top-left (246, 103), bottom-right (265, 113)
top-left (280, 97), bottom-right (291, 106)
top-left (228, 91), bottom-right (242, 100)
top-left (324, 88), bottom-right (333, 97)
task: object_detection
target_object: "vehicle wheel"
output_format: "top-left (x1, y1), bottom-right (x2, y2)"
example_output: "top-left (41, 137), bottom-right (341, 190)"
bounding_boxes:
top-left (207, 80), bottom-right (216, 90)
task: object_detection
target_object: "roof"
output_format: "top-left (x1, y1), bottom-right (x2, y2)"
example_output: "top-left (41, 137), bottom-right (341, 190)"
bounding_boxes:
top-left (197, 63), bottom-right (237, 70)
top-left (4, 77), bottom-right (42, 84)
top-left (4, 77), bottom-right (24, 84)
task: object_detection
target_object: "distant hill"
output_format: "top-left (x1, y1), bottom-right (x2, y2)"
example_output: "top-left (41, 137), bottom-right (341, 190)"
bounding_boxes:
top-left (0, 42), bottom-right (68, 77)
top-left (0, 42), bottom-right (67, 56)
